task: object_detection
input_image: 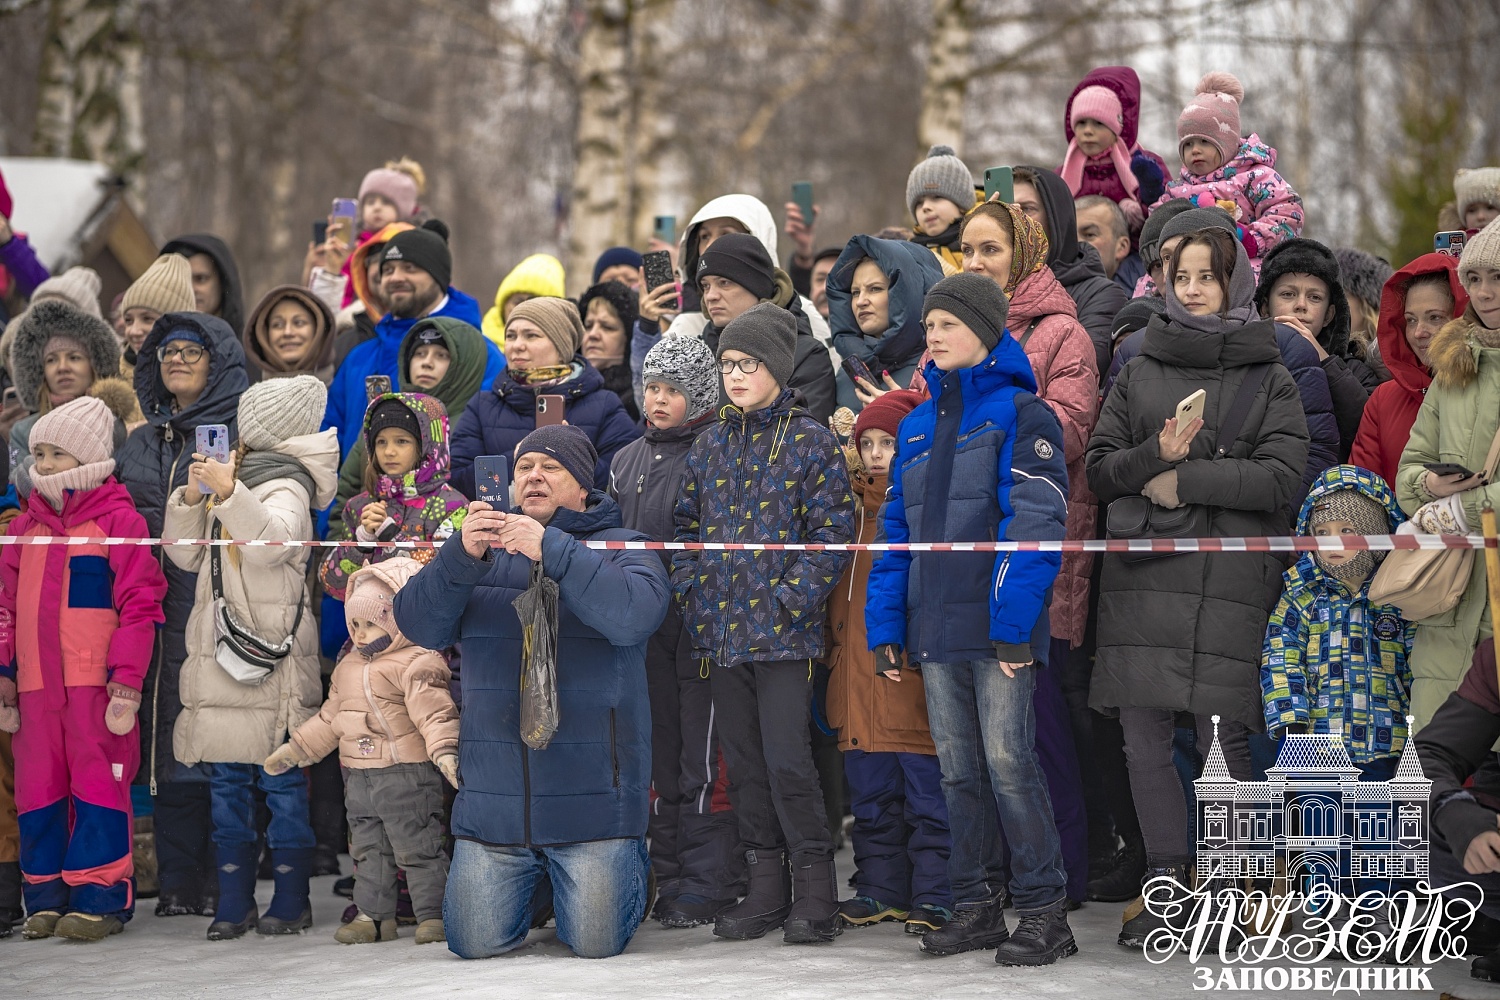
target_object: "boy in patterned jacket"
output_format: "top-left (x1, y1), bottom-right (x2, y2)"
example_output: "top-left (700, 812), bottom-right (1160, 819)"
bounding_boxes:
top-left (673, 302), bottom-right (854, 945)
top-left (1261, 465), bottom-right (1414, 775)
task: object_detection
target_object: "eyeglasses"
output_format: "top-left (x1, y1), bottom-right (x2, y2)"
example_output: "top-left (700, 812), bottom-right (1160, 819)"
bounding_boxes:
top-left (157, 344), bottom-right (206, 364)
top-left (718, 358), bottom-right (762, 374)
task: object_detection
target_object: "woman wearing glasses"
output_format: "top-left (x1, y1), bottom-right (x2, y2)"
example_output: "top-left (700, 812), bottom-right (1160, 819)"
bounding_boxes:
top-left (118, 313), bottom-right (249, 921)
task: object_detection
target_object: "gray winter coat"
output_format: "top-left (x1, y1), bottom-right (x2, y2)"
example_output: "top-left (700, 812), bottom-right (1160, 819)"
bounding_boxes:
top-left (1086, 314), bottom-right (1311, 729)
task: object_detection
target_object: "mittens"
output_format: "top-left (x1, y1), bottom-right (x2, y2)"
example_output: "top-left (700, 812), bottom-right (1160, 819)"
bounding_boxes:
top-left (263, 742), bottom-right (307, 776)
top-left (1142, 469), bottom-right (1182, 509)
top-left (1130, 151), bottom-right (1166, 207)
top-left (0, 676), bottom-right (17, 734)
top-left (104, 682), bottom-right (142, 736)
top-left (435, 752), bottom-right (460, 789)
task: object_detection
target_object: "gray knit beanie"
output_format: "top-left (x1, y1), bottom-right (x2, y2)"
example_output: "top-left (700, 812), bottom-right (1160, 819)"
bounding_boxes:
top-left (1157, 205), bottom-right (1238, 245)
top-left (238, 373), bottom-right (327, 451)
top-left (643, 336), bottom-right (719, 421)
top-left (1139, 198), bottom-right (1194, 265)
top-left (906, 144), bottom-right (975, 216)
top-left (922, 272), bottom-right (1009, 351)
top-left (1460, 217), bottom-right (1500, 282)
top-left (717, 302), bottom-right (798, 388)
top-left (514, 424), bottom-right (598, 492)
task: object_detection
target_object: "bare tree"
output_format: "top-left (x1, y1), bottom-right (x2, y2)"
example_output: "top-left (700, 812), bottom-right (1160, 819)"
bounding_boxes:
top-left (917, 0), bottom-right (971, 157)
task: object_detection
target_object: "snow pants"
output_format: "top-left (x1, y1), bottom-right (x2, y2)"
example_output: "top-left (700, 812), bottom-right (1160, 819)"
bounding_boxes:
top-left (346, 762), bottom-right (449, 923)
top-left (16, 686), bottom-right (138, 918)
top-left (843, 748), bottom-right (952, 909)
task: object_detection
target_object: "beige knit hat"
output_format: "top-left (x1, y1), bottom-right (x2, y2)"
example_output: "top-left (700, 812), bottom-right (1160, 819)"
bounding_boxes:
top-left (30, 267), bottom-right (103, 318)
top-left (121, 254), bottom-right (196, 317)
top-left (1459, 217), bottom-right (1500, 282)
top-left (237, 373), bottom-right (327, 451)
top-left (507, 296), bottom-right (583, 363)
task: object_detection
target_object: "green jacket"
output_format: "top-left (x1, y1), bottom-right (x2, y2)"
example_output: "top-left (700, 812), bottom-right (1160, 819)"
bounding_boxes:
top-left (1395, 307), bottom-right (1500, 730)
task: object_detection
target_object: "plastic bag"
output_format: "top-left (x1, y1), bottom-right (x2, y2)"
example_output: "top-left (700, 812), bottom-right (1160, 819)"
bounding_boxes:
top-left (514, 563), bottom-right (561, 749)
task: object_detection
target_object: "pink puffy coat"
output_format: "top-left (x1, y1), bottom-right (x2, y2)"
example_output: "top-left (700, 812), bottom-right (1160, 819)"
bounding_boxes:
top-left (1006, 267), bottom-right (1100, 646)
top-left (1154, 133), bottom-right (1303, 259)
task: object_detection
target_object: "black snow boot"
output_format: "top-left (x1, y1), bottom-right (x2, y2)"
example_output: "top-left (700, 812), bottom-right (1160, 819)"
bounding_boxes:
top-left (0, 861), bottom-right (22, 932)
top-left (714, 849), bottom-right (791, 941)
top-left (783, 856), bottom-right (842, 944)
top-left (994, 906), bottom-right (1078, 966)
top-left (1474, 943), bottom-right (1500, 982)
top-left (1088, 832), bottom-right (1147, 903)
top-left (919, 894), bottom-right (1009, 956)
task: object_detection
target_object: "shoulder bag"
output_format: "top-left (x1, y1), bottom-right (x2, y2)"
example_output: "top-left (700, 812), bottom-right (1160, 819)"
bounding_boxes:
top-left (210, 521), bottom-right (304, 686)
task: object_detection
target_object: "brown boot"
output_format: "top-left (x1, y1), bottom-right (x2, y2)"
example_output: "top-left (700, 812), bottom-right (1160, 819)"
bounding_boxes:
top-left (133, 815), bottom-right (159, 898)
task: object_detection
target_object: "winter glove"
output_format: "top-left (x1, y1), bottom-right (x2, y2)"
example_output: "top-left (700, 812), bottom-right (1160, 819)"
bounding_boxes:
top-left (994, 643), bottom-right (1032, 665)
top-left (104, 681), bottom-right (142, 736)
top-left (263, 742), bottom-right (309, 776)
top-left (1130, 150), bottom-right (1166, 207)
top-left (435, 752), bottom-right (460, 789)
top-left (873, 644), bottom-right (903, 677)
top-left (0, 676), bottom-right (16, 734)
top-left (1142, 470), bottom-right (1182, 509)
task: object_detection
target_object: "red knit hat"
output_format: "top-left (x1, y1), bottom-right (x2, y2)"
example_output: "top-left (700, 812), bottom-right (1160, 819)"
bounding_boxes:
top-left (854, 389), bottom-right (924, 443)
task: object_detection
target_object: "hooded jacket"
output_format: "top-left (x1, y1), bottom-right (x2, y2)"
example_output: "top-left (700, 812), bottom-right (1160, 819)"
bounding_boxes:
top-left (322, 286), bottom-right (500, 459)
top-left (825, 236), bottom-right (945, 405)
top-left (1019, 165), bottom-right (1129, 376)
top-left (164, 427), bottom-right (339, 765)
top-left (865, 338), bottom-right (1069, 666)
top-left (1087, 248), bottom-right (1311, 729)
top-left (608, 415), bottom-right (710, 552)
top-left (826, 470), bottom-right (936, 755)
top-left (672, 388), bottom-right (854, 667)
top-left (698, 274), bottom-right (837, 427)
top-left (1260, 466), bottom-right (1413, 762)
top-left (1005, 266), bottom-right (1100, 646)
top-left (290, 558), bottom-right (459, 770)
top-left (334, 316), bottom-right (494, 518)
top-left (1154, 135), bottom-right (1304, 259)
top-left (117, 313), bottom-right (249, 785)
top-left (7, 299), bottom-right (123, 467)
top-left (161, 234), bottom-right (245, 339)
top-left (242, 285), bottom-right (337, 385)
top-left (322, 392), bottom-right (468, 599)
top-left (395, 492), bottom-right (669, 847)
top-left (481, 254), bottom-right (566, 349)
top-left (1058, 66), bottom-right (1171, 211)
top-left (1394, 305), bottom-right (1500, 728)
top-left (0, 479), bottom-right (167, 700)
top-left (1254, 238), bottom-right (1383, 458)
top-left (449, 357), bottom-right (641, 501)
top-left (1350, 254), bottom-right (1467, 486)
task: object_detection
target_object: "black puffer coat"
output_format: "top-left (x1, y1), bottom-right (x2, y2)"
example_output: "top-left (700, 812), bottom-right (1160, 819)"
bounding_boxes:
top-left (1086, 314), bottom-right (1310, 729)
top-left (116, 312), bottom-right (249, 785)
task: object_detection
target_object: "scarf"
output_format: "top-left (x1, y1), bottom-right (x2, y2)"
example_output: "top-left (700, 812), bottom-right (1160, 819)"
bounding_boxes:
top-left (358, 633), bottom-right (394, 659)
top-left (1059, 137), bottom-right (1140, 199)
top-left (30, 458), bottom-right (116, 511)
top-left (1161, 237), bottom-right (1261, 336)
top-left (999, 203), bottom-right (1050, 296)
top-left (509, 363), bottom-right (574, 386)
top-left (237, 450), bottom-right (317, 505)
top-left (911, 219), bottom-right (963, 252)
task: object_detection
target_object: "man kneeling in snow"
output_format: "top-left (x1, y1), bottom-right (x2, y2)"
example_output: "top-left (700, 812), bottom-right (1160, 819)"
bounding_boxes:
top-left (395, 426), bottom-right (669, 959)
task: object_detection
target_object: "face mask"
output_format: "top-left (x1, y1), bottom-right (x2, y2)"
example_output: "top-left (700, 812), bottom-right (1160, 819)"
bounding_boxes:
top-left (1315, 550), bottom-right (1376, 582)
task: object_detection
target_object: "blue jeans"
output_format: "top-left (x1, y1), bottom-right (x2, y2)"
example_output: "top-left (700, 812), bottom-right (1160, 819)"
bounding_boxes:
top-left (207, 763), bottom-right (314, 850)
top-left (445, 837), bottom-right (649, 959)
top-left (921, 659), bottom-right (1067, 915)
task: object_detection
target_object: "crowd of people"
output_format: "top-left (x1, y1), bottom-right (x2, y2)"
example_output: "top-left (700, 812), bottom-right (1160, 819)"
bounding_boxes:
top-left (4, 62), bottom-right (1500, 979)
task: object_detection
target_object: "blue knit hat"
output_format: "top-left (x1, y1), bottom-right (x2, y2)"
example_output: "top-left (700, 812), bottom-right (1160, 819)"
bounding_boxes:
top-left (592, 246), bottom-right (644, 284)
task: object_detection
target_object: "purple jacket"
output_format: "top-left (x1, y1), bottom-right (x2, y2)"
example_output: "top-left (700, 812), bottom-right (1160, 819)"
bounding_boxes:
top-left (0, 234), bottom-right (50, 300)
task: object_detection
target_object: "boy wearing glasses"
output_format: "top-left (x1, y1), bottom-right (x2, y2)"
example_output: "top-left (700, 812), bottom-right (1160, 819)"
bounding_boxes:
top-left (673, 302), bottom-right (853, 945)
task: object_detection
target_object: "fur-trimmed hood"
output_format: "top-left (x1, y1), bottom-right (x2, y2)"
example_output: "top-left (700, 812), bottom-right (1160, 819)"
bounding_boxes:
top-left (1428, 306), bottom-right (1500, 390)
top-left (10, 299), bottom-right (122, 410)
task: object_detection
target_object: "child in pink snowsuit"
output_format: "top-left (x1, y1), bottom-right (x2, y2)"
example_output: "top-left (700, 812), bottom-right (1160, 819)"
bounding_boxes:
top-left (0, 396), bottom-right (167, 941)
top-left (1154, 71), bottom-right (1304, 260)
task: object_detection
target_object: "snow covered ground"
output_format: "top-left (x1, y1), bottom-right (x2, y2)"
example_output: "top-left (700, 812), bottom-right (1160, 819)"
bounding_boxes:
top-left (5, 848), bottom-right (1495, 1000)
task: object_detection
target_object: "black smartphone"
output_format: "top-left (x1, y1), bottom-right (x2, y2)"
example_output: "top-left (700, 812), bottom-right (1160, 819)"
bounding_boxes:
top-left (653, 215), bottom-right (676, 245)
top-left (642, 250), bottom-right (677, 308)
top-left (365, 375), bottom-right (392, 401)
top-left (791, 181), bottom-right (816, 226)
top-left (841, 355), bottom-right (876, 388)
top-left (984, 166), bottom-right (1013, 204)
top-left (1425, 462), bottom-right (1478, 479)
top-left (475, 455), bottom-right (510, 510)
top-left (312, 219), bottom-right (328, 245)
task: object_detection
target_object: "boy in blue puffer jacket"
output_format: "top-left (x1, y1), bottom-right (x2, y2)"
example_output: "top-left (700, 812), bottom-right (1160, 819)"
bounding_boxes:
top-left (673, 302), bottom-right (854, 945)
top-left (865, 272), bottom-right (1076, 967)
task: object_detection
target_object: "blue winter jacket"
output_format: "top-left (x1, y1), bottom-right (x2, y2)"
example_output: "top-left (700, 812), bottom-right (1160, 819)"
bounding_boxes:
top-left (393, 492), bottom-right (669, 847)
top-left (1107, 320), bottom-right (1337, 495)
top-left (449, 358), bottom-right (641, 500)
top-left (671, 389), bottom-right (854, 667)
top-left (866, 337), bottom-right (1069, 665)
top-left (321, 289), bottom-right (500, 458)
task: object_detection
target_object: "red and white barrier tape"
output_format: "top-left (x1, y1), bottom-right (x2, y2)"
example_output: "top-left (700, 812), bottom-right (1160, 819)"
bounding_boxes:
top-left (0, 534), bottom-right (1490, 553)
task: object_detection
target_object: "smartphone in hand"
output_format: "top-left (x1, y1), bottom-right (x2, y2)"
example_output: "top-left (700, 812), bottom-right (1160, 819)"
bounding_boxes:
top-left (841, 355), bottom-right (876, 389)
top-left (475, 455), bottom-right (511, 510)
top-left (1435, 231), bottom-right (1467, 258)
top-left (791, 181), bottom-right (816, 225)
top-left (653, 215), bottom-right (676, 246)
top-left (330, 197), bottom-right (358, 243)
top-left (984, 166), bottom-right (1014, 204)
top-left (195, 424), bottom-right (231, 493)
top-left (535, 395), bottom-right (567, 428)
top-left (1174, 388), bottom-right (1206, 431)
top-left (1424, 462), bottom-right (1478, 479)
top-left (643, 250), bottom-right (678, 309)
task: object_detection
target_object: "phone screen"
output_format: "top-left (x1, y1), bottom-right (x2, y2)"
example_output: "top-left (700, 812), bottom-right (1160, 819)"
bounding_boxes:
top-left (535, 395), bottom-right (567, 428)
top-left (195, 424), bottom-right (231, 492)
top-left (312, 220), bottom-right (328, 245)
top-left (475, 455), bottom-right (510, 509)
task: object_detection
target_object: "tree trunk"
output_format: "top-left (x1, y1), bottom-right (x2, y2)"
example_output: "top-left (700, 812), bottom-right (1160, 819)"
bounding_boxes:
top-left (33, 0), bottom-right (144, 200)
top-left (917, 0), bottom-right (971, 158)
top-left (566, 0), bottom-right (632, 296)
top-left (626, 0), bottom-right (672, 251)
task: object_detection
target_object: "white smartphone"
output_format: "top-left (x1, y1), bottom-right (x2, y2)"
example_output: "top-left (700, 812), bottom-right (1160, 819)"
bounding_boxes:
top-left (1174, 389), bottom-right (1206, 432)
